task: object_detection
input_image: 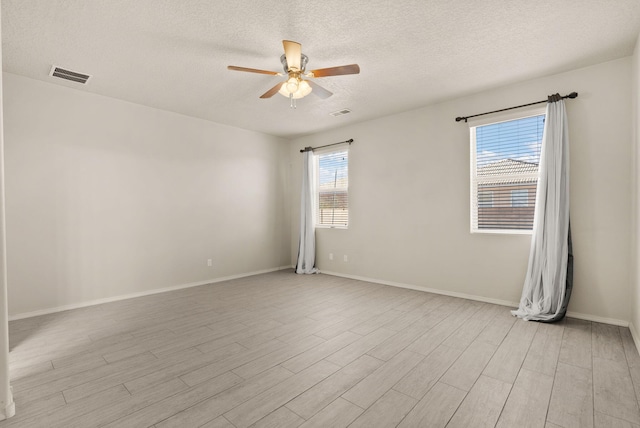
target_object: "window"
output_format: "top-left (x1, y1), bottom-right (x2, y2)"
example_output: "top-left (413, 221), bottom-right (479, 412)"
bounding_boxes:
top-left (470, 112), bottom-right (544, 233)
top-left (511, 189), bottom-right (529, 207)
top-left (478, 191), bottom-right (494, 208)
top-left (316, 149), bottom-right (348, 228)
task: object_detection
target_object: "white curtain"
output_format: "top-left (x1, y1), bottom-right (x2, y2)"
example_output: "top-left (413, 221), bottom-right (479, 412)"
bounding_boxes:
top-left (512, 95), bottom-right (570, 321)
top-left (296, 150), bottom-right (318, 274)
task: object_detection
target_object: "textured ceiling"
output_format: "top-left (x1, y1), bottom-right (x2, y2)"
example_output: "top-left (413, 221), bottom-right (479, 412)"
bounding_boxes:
top-left (2, 0), bottom-right (640, 138)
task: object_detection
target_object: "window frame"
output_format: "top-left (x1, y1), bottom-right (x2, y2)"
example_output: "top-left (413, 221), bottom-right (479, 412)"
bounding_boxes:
top-left (314, 146), bottom-right (349, 229)
top-left (469, 106), bottom-right (546, 235)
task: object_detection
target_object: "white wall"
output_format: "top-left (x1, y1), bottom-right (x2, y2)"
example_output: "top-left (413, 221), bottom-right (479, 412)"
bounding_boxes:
top-left (0, 5), bottom-right (16, 420)
top-left (290, 57), bottom-right (633, 324)
top-left (631, 33), bottom-right (640, 340)
top-left (3, 73), bottom-right (291, 317)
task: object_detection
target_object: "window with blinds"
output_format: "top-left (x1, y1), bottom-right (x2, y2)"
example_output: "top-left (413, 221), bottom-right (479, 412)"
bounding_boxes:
top-left (316, 149), bottom-right (348, 228)
top-left (470, 113), bottom-right (544, 233)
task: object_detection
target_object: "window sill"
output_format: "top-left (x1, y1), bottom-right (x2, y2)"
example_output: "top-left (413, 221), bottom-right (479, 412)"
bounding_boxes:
top-left (471, 229), bottom-right (532, 235)
top-left (316, 225), bottom-right (348, 230)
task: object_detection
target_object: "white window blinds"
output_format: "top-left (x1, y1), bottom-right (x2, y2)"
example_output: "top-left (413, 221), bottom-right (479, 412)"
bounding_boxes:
top-left (470, 113), bottom-right (544, 232)
top-left (316, 149), bottom-right (348, 227)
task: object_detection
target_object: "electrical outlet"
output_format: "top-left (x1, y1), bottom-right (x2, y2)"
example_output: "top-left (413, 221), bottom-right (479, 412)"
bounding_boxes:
top-left (207, 259), bottom-right (212, 267)
top-left (329, 253), bottom-right (334, 260)
top-left (343, 255), bottom-right (348, 262)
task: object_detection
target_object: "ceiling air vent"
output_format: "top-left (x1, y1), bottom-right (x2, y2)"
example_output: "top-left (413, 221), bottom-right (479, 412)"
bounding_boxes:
top-left (330, 108), bottom-right (351, 117)
top-left (49, 66), bottom-right (91, 84)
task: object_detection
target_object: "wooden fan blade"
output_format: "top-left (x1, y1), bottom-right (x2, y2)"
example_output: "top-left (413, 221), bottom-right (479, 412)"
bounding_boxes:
top-left (282, 40), bottom-right (301, 71)
top-left (309, 64), bottom-right (360, 78)
top-left (260, 82), bottom-right (284, 99)
top-left (228, 66), bottom-right (281, 76)
top-left (307, 80), bottom-right (332, 99)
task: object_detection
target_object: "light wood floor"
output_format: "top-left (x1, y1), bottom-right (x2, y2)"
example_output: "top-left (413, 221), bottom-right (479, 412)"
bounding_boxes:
top-left (1, 270), bottom-right (639, 427)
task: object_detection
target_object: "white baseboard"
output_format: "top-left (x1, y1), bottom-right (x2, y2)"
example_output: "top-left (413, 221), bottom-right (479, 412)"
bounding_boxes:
top-left (565, 310), bottom-right (628, 327)
top-left (11, 265), bottom-right (630, 329)
top-left (9, 266), bottom-right (292, 321)
top-left (319, 270), bottom-right (630, 327)
top-left (319, 270), bottom-right (520, 308)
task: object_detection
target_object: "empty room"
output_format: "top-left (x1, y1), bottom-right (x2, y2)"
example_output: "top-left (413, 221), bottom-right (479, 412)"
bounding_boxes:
top-left (0, 1), bottom-right (640, 427)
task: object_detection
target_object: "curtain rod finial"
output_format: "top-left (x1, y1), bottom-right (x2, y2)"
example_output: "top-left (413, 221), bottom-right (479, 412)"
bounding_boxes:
top-left (455, 117), bottom-right (466, 122)
top-left (567, 92), bottom-right (578, 99)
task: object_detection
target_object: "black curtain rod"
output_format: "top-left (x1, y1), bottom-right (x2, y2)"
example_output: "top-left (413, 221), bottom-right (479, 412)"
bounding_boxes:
top-left (300, 139), bottom-right (353, 153)
top-left (455, 92), bottom-right (578, 123)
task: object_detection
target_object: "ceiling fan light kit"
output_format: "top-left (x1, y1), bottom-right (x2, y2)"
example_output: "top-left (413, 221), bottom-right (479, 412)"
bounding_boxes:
top-left (279, 78), bottom-right (312, 100)
top-left (228, 40), bottom-right (360, 109)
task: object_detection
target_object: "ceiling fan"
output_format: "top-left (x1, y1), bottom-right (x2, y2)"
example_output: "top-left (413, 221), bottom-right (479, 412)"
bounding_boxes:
top-left (228, 40), bottom-right (360, 108)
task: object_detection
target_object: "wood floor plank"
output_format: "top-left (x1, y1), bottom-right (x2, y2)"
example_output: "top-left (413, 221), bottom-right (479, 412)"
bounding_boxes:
top-left (349, 309), bottom-right (404, 336)
top-left (366, 315), bottom-right (440, 361)
top-left (1, 392), bottom-right (66, 427)
top-left (231, 334), bottom-right (325, 379)
top-left (15, 351), bottom-right (159, 404)
top-left (63, 347), bottom-right (203, 402)
top-left (285, 354), bottom-right (382, 420)
top-left (390, 291), bottom-right (432, 313)
top-left (250, 406), bottom-right (305, 428)
top-left (482, 319), bottom-right (539, 384)
top-left (594, 411), bottom-right (640, 427)
top-left (201, 416), bottom-right (235, 428)
top-left (592, 322), bottom-right (626, 363)
top-left (99, 372), bottom-right (242, 428)
top-left (593, 356), bottom-right (640, 425)
top-left (558, 318), bottom-right (592, 370)
top-left (156, 366), bottom-right (293, 428)
top-left (397, 382), bottom-right (466, 428)
top-left (281, 331), bottom-right (361, 373)
top-left (195, 320), bottom-right (283, 354)
top-left (179, 339), bottom-right (284, 387)
top-left (4, 272), bottom-right (640, 428)
top-left (10, 360), bottom-right (54, 381)
top-left (496, 368), bottom-right (554, 428)
top-left (380, 309), bottom-right (431, 333)
top-left (298, 397), bottom-right (363, 428)
top-left (406, 302), bottom-right (481, 356)
top-left (302, 317), bottom-right (363, 341)
top-left (441, 303), bottom-right (498, 350)
top-left (393, 344), bottom-right (462, 399)
top-left (522, 323), bottom-right (564, 377)
top-left (277, 316), bottom-right (348, 344)
top-left (11, 352), bottom-right (110, 394)
top-left (621, 327), bottom-right (640, 410)
top-left (122, 343), bottom-right (243, 395)
top-left (439, 339), bottom-right (497, 392)
top-left (547, 362), bottom-right (594, 428)
top-left (620, 327), bottom-right (640, 367)
top-left (325, 328), bottom-right (396, 367)
top-left (348, 389), bottom-right (417, 428)
top-left (55, 378), bottom-right (186, 428)
top-left (446, 375), bottom-right (512, 428)
top-left (472, 308), bottom-right (515, 346)
top-left (6, 385), bottom-right (131, 427)
top-left (342, 349), bottom-right (424, 409)
top-left (224, 360), bottom-right (340, 428)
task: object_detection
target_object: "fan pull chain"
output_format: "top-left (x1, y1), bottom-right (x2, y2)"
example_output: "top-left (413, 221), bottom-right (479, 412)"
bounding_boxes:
top-left (289, 93), bottom-right (296, 109)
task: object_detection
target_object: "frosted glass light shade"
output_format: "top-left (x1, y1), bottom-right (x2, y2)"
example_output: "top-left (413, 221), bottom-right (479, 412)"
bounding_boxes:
top-left (279, 79), bottom-right (313, 99)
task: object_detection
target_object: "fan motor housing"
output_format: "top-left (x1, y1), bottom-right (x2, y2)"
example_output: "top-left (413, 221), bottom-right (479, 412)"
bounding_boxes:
top-left (281, 53), bottom-right (308, 73)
